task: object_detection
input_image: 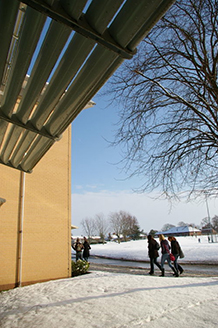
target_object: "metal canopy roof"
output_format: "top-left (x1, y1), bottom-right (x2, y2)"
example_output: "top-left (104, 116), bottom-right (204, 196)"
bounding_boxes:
top-left (0, 0), bottom-right (175, 173)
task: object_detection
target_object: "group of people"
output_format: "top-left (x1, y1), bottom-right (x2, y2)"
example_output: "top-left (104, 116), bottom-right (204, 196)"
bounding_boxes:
top-left (72, 237), bottom-right (91, 262)
top-left (72, 234), bottom-right (183, 275)
top-left (148, 234), bottom-right (184, 277)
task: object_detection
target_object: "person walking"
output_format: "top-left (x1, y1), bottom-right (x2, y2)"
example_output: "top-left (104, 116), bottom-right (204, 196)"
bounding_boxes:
top-left (147, 235), bottom-right (162, 275)
top-left (168, 236), bottom-right (184, 275)
top-left (159, 234), bottom-right (179, 277)
top-left (83, 237), bottom-right (91, 262)
top-left (73, 237), bottom-right (84, 261)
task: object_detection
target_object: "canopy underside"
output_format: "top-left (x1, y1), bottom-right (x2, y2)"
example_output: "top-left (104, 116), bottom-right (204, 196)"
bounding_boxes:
top-left (0, 0), bottom-right (175, 172)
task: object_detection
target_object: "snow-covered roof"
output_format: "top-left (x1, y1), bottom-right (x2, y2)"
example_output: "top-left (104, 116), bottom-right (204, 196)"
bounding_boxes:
top-left (156, 225), bottom-right (201, 235)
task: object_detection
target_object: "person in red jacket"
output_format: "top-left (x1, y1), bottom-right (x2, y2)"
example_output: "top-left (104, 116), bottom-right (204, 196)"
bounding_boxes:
top-left (159, 234), bottom-right (178, 277)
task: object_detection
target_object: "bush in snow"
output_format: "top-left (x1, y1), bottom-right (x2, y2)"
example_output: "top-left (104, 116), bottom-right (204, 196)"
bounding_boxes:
top-left (71, 260), bottom-right (90, 276)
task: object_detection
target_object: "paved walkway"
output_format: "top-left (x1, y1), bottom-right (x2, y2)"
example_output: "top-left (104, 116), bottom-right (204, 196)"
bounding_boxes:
top-left (89, 262), bottom-right (218, 277)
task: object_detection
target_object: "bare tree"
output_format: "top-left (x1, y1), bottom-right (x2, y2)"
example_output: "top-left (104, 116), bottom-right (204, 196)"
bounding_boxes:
top-left (94, 213), bottom-right (109, 243)
top-left (161, 223), bottom-right (175, 231)
top-left (178, 221), bottom-right (198, 228)
top-left (177, 221), bottom-right (188, 227)
top-left (108, 0), bottom-right (218, 200)
top-left (201, 214), bottom-right (218, 231)
top-left (110, 210), bottom-right (140, 241)
top-left (212, 215), bottom-right (218, 232)
top-left (80, 218), bottom-right (96, 238)
top-left (109, 211), bottom-right (124, 243)
top-left (200, 216), bottom-right (211, 228)
top-left (120, 211), bottom-right (139, 241)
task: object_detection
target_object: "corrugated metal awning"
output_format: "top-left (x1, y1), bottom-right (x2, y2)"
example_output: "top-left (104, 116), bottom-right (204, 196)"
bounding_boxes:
top-left (0, 0), bottom-right (175, 173)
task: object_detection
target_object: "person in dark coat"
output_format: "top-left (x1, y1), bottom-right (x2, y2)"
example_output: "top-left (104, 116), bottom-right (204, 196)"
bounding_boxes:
top-left (159, 234), bottom-right (178, 277)
top-left (147, 235), bottom-right (162, 275)
top-left (168, 236), bottom-right (184, 275)
top-left (83, 237), bottom-right (91, 262)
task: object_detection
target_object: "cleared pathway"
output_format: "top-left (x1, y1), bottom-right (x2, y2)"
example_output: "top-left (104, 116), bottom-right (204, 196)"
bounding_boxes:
top-left (88, 256), bottom-right (218, 277)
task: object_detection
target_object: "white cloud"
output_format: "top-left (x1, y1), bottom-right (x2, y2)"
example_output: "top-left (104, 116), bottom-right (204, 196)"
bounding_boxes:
top-left (72, 190), bottom-right (218, 235)
top-left (86, 184), bottom-right (98, 189)
top-left (74, 185), bottom-right (83, 190)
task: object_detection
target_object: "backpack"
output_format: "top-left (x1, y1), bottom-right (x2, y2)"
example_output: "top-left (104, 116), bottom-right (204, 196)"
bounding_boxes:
top-left (76, 243), bottom-right (82, 252)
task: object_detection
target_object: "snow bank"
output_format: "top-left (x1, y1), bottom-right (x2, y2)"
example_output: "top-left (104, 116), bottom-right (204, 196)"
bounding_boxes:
top-left (1, 272), bottom-right (218, 328)
top-left (1, 235), bottom-right (218, 327)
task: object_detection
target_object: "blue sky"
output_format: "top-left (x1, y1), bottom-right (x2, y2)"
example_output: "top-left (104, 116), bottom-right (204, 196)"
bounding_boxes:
top-left (71, 84), bottom-right (218, 235)
top-left (72, 88), bottom-right (131, 193)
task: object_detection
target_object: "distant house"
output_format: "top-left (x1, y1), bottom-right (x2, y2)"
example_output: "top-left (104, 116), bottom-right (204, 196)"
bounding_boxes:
top-left (139, 233), bottom-right (147, 239)
top-left (156, 225), bottom-right (201, 237)
top-left (201, 227), bottom-right (217, 235)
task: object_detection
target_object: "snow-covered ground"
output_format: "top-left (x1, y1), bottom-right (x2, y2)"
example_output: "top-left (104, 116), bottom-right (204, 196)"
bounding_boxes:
top-left (89, 235), bottom-right (218, 263)
top-left (1, 236), bottom-right (218, 328)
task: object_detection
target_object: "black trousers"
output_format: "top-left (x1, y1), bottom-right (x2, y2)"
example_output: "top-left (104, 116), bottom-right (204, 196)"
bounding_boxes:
top-left (149, 257), bottom-right (162, 273)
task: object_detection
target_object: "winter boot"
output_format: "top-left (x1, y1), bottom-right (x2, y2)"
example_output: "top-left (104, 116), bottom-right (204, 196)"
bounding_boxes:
top-left (172, 267), bottom-right (179, 277)
top-left (160, 268), bottom-right (165, 276)
top-left (157, 263), bottom-right (162, 271)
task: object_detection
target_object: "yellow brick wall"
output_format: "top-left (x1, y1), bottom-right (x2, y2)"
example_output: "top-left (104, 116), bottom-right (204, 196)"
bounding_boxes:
top-left (0, 127), bottom-right (71, 290)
